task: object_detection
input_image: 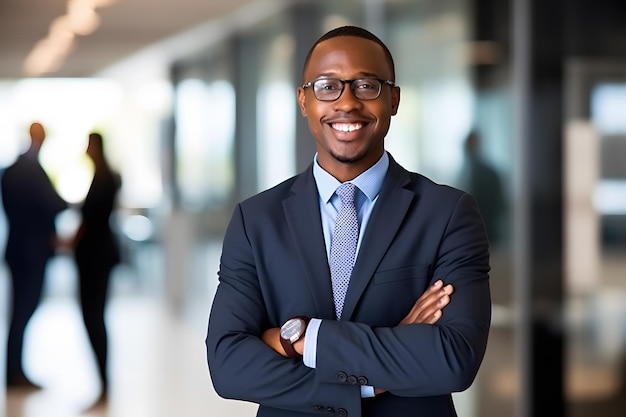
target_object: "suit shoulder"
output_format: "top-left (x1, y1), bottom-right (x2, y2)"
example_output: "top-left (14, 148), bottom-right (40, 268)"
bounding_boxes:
top-left (401, 171), bottom-right (483, 219)
top-left (388, 156), bottom-right (465, 200)
top-left (238, 174), bottom-right (300, 209)
top-left (409, 171), bottom-right (466, 200)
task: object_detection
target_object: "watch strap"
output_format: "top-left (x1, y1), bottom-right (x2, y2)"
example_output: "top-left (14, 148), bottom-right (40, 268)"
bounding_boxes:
top-left (280, 335), bottom-right (299, 358)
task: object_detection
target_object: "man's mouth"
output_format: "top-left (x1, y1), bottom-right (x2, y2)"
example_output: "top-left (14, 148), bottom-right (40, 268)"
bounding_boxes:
top-left (330, 122), bottom-right (363, 132)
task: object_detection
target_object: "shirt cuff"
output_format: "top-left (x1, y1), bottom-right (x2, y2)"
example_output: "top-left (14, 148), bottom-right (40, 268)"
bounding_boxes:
top-left (361, 385), bottom-right (375, 398)
top-left (303, 318), bottom-right (321, 368)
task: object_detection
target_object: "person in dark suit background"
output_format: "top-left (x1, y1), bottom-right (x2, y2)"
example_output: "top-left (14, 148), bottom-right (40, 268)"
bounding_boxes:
top-left (206, 25), bottom-right (491, 417)
top-left (460, 130), bottom-right (505, 246)
top-left (69, 132), bottom-right (121, 406)
top-left (1, 121), bottom-right (68, 388)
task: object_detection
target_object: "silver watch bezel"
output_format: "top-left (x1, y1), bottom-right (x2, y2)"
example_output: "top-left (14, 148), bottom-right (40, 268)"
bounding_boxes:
top-left (280, 317), bottom-right (305, 343)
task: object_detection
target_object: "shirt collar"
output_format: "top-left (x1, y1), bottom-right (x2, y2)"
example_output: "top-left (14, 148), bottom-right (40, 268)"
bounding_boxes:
top-left (313, 152), bottom-right (389, 203)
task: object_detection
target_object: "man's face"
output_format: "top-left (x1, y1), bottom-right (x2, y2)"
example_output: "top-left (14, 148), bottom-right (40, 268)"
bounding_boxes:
top-left (298, 36), bottom-right (400, 180)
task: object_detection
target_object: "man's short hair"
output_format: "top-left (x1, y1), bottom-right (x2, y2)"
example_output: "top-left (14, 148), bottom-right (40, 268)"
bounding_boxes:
top-left (302, 25), bottom-right (396, 82)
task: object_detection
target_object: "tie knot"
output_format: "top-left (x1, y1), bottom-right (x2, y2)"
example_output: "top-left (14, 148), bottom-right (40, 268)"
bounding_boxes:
top-left (336, 183), bottom-right (357, 205)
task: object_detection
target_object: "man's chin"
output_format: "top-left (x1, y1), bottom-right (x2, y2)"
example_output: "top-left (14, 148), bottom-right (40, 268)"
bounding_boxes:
top-left (331, 151), bottom-right (366, 164)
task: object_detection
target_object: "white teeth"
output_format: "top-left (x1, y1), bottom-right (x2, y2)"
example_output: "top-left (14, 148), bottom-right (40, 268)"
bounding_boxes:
top-left (331, 123), bottom-right (363, 132)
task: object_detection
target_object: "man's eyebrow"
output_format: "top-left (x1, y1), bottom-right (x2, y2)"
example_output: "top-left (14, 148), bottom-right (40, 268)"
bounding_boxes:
top-left (358, 72), bottom-right (384, 78)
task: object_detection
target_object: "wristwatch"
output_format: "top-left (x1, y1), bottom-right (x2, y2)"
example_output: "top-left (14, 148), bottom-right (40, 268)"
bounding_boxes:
top-left (279, 316), bottom-right (310, 358)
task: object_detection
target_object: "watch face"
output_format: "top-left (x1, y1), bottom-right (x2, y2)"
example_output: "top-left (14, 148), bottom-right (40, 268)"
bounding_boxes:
top-left (280, 318), bottom-right (304, 342)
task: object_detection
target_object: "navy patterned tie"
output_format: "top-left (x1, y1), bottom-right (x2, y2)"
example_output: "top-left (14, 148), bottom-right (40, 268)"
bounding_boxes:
top-left (329, 183), bottom-right (359, 319)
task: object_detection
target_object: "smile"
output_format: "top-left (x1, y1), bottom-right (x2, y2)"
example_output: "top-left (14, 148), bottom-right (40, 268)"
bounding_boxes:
top-left (331, 123), bottom-right (363, 132)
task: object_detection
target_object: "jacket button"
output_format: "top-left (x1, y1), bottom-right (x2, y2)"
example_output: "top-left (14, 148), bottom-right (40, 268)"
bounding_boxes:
top-left (347, 375), bottom-right (357, 385)
top-left (336, 371), bottom-right (347, 382)
top-left (337, 408), bottom-right (348, 417)
top-left (357, 376), bottom-right (368, 385)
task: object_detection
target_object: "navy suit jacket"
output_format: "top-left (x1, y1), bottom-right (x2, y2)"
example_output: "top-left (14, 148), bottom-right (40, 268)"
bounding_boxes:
top-left (207, 155), bottom-right (491, 417)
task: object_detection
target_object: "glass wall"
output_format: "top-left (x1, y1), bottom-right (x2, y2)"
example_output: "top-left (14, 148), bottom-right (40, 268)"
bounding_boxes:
top-left (174, 46), bottom-right (236, 213)
top-left (563, 58), bottom-right (626, 417)
top-left (252, 15), bottom-right (297, 191)
top-left (386, 0), bottom-right (474, 184)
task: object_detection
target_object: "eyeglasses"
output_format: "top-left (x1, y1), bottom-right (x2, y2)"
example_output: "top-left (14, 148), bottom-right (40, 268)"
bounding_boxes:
top-left (301, 78), bottom-right (395, 101)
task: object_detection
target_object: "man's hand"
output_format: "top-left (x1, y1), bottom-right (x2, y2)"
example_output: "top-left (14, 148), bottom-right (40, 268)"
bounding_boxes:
top-left (400, 279), bottom-right (454, 325)
top-left (261, 327), bottom-right (286, 356)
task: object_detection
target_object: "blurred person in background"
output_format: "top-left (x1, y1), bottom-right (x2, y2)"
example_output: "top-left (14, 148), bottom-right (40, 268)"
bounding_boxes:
top-left (68, 132), bottom-right (121, 408)
top-left (1, 121), bottom-right (68, 389)
top-left (459, 130), bottom-right (505, 246)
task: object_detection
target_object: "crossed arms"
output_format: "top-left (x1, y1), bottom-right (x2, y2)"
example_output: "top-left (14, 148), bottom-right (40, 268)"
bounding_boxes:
top-left (261, 279), bottom-right (455, 395)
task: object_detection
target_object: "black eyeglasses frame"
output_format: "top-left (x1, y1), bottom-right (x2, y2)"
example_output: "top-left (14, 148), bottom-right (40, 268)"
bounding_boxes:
top-left (301, 78), bottom-right (395, 101)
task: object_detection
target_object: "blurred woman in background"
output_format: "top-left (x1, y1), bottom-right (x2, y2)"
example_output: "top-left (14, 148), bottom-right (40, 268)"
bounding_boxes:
top-left (72, 132), bottom-right (121, 407)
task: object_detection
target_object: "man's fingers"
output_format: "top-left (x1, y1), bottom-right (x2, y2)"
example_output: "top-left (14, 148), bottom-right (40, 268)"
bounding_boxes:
top-left (399, 281), bottom-right (454, 325)
top-left (423, 309), bottom-right (442, 325)
top-left (416, 294), bottom-right (449, 322)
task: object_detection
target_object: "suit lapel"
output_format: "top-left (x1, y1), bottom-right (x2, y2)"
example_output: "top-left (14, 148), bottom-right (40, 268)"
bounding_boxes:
top-left (283, 168), bottom-right (337, 319)
top-left (341, 158), bottom-right (415, 321)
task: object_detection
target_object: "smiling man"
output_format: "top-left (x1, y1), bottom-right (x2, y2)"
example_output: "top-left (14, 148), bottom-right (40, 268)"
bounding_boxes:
top-left (206, 26), bottom-right (491, 417)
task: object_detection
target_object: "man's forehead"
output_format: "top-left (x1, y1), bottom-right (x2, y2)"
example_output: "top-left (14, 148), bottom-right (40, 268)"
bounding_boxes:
top-left (306, 36), bottom-right (390, 75)
top-left (313, 35), bottom-right (382, 55)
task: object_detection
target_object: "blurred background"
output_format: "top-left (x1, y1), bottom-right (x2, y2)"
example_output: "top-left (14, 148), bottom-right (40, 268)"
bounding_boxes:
top-left (0, 0), bottom-right (625, 416)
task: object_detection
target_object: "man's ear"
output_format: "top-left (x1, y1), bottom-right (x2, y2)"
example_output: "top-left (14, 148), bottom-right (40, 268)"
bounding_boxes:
top-left (297, 87), bottom-right (308, 117)
top-left (391, 86), bottom-right (400, 116)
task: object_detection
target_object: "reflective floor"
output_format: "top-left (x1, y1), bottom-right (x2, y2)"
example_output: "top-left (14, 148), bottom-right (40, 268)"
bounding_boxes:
top-left (1, 243), bottom-right (625, 417)
top-left (0, 246), bottom-right (258, 417)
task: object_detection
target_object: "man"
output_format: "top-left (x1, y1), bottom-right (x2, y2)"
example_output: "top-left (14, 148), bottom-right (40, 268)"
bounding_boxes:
top-left (206, 26), bottom-right (491, 417)
top-left (2, 121), bottom-right (68, 388)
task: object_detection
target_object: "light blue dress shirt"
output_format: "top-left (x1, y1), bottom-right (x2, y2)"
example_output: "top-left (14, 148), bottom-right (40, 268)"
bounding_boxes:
top-left (302, 151), bottom-right (389, 398)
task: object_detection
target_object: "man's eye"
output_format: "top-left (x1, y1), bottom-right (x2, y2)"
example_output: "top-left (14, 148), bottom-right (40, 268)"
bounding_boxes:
top-left (355, 81), bottom-right (377, 90)
top-left (319, 82), bottom-right (340, 90)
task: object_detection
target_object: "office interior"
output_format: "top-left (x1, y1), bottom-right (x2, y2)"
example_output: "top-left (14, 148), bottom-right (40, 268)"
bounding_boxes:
top-left (1, 0), bottom-right (625, 416)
